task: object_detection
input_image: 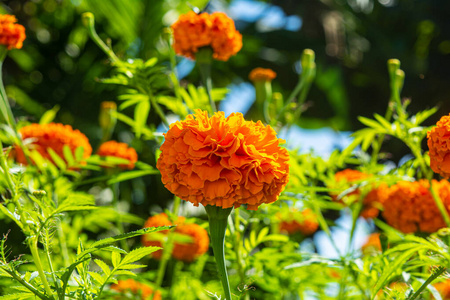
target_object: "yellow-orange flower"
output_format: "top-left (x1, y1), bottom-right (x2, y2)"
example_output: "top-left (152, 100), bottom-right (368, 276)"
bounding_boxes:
top-left (111, 279), bottom-right (161, 300)
top-left (142, 213), bottom-right (209, 262)
top-left (171, 11), bottom-right (242, 61)
top-left (16, 123), bottom-right (92, 166)
top-left (156, 110), bottom-right (289, 210)
top-left (278, 208), bottom-right (319, 236)
top-left (361, 233), bottom-right (382, 253)
top-left (331, 169), bottom-right (388, 219)
top-left (382, 180), bottom-right (450, 233)
top-left (97, 140), bottom-right (138, 170)
top-left (428, 114), bottom-right (450, 178)
top-left (0, 15), bottom-right (25, 50)
top-left (249, 68), bottom-right (277, 82)
top-left (434, 279), bottom-right (450, 300)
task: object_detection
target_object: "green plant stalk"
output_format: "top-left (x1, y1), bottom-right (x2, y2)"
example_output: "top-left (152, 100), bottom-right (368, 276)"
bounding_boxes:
top-left (407, 266), bottom-right (446, 300)
top-left (233, 208), bottom-right (246, 284)
top-left (136, 86), bottom-right (170, 128)
top-left (0, 48), bottom-right (17, 131)
top-left (205, 205), bottom-right (233, 300)
top-left (155, 233), bottom-right (175, 288)
top-left (28, 237), bottom-right (55, 299)
top-left (57, 224), bottom-right (70, 267)
top-left (197, 48), bottom-right (216, 113)
top-left (2, 268), bottom-right (50, 300)
top-left (43, 231), bottom-right (61, 295)
top-left (429, 179), bottom-right (450, 228)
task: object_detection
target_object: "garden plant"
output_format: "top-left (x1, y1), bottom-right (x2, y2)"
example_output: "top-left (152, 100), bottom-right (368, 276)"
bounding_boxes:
top-left (1, 1), bottom-right (450, 300)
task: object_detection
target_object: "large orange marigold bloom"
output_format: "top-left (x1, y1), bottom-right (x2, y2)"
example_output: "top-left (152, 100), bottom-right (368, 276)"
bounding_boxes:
top-left (97, 140), bottom-right (138, 170)
top-left (0, 15), bottom-right (25, 50)
top-left (171, 11), bottom-right (242, 61)
top-left (428, 114), bottom-right (450, 178)
top-left (111, 279), bottom-right (161, 300)
top-left (16, 123), bottom-right (92, 166)
top-left (331, 169), bottom-right (388, 219)
top-left (278, 208), bottom-right (319, 236)
top-left (142, 213), bottom-right (209, 262)
top-left (249, 68), bottom-right (277, 82)
top-left (156, 110), bottom-right (290, 210)
top-left (382, 180), bottom-right (450, 233)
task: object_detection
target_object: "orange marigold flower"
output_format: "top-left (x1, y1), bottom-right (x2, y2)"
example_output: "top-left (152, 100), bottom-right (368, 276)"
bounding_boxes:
top-left (249, 68), bottom-right (277, 82)
top-left (97, 140), bottom-right (138, 170)
top-left (382, 180), bottom-right (450, 233)
top-left (331, 169), bottom-right (388, 219)
top-left (142, 213), bottom-right (208, 262)
top-left (278, 208), bottom-right (319, 236)
top-left (15, 123), bottom-right (92, 166)
top-left (171, 11), bottom-right (242, 61)
top-left (434, 279), bottom-right (450, 300)
top-left (156, 110), bottom-right (290, 210)
top-left (428, 114), bottom-right (450, 178)
top-left (361, 233), bottom-right (382, 253)
top-left (0, 15), bottom-right (25, 50)
top-left (111, 279), bottom-right (161, 300)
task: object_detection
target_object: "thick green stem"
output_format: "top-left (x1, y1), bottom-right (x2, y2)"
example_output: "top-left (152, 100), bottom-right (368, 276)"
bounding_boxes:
top-left (429, 179), bottom-right (450, 228)
top-left (0, 48), bottom-right (17, 131)
top-left (28, 238), bottom-right (55, 299)
top-left (205, 205), bottom-right (233, 300)
top-left (155, 233), bottom-right (175, 287)
top-left (82, 13), bottom-right (119, 63)
top-left (197, 48), bottom-right (216, 113)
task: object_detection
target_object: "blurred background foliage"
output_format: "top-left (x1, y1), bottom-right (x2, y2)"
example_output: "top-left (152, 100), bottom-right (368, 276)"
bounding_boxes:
top-left (1, 0), bottom-right (450, 209)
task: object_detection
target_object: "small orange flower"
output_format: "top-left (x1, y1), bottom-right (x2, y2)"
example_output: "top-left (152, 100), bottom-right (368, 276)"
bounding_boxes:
top-left (15, 123), bottom-right (92, 166)
top-left (428, 114), bottom-right (450, 178)
top-left (111, 279), bottom-right (161, 300)
top-left (0, 15), bottom-right (25, 50)
top-left (331, 169), bottom-right (388, 219)
top-left (171, 11), bottom-right (242, 61)
top-left (97, 141), bottom-right (138, 170)
top-left (157, 110), bottom-right (289, 210)
top-left (361, 233), bottom-right (382, 253)
top-left (434, 279), bottom-right (450, 299)
top-left (142, 213), bottom-right (209, 262)
top-left (249, 68), bottom-right (277, 82)
top-left (278, 208), bottom-right (319, 236)
top-left (382, 180), bottom-right (450, 233)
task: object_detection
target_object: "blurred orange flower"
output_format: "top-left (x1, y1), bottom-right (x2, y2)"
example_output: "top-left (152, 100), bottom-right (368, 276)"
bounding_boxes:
top-left (361, 233), bottom-right (382, 253)
top-left (111, 279), bottom-right (161, 300)
top-left (0, 15), bottom-right (25, 50)
top-left (16, 123), bottom-right (92, 166)
top-left (278, 208), bottom-right (319, 236)
top-left (382, 180), bottom-right (450, 233)
top-left (157, 110), bottom-right (289, 210)
top-left (171, 11), bottom-right (242, 61)
top-left (249, 68), bottom-right (277, 82)
top-left (331, 169), bottom-right (388, 219)
top-left (142, 213), bottom-right (209, 262)
top-left (428, 114), bottom-right (450, 178)
top-left (97, 140), bottom-right (138, 170)
top-left (434, 279), bottom-right (450, 299)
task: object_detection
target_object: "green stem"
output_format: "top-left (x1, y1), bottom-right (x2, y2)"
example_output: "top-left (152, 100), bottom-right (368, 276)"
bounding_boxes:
top-left (2, 267), bottom-right (50, 300)
top-left (197, 48), bottom-right (216, 113)
top-left (155, 232), bottom-right (175, 288)
top-left (28, 238), bottom-right (55, 299)
top-left (0, 49), bottom-right (17, 131)
top-left (429, 179), bottom-right (450, 228)
top-left (205, 205), bottom-right (233, 300)
top-left (233, 208), bottom-right (245, 284)
top-left (111, 181), bottom-right (129, 251)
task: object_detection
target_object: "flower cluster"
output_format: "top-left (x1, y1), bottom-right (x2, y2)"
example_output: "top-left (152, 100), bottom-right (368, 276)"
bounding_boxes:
top-left (428, 114), bottom-right (450, 178)
top-left (141, 213), bottom-right (209, 262)
top-left (97, 140), bottom-right (138, 170)
top-left (382, 180), bottom-right (450, 233)
top-left (249, 68), bottom-right (277, 82)
top-left (171, 11), bottom-right (242, 61)
top-left (0, 15), bottom-right (25, 50)
top-left (278, 208), bottom-right (319, 236)
top-left (16, 123), bottom-right (92, 166)
top-left (157, 110), bottom-right (289, 210)
top-left (331, 169), bottom-right (388, 219)
top-left (111, 279), bottom-right (161, 300)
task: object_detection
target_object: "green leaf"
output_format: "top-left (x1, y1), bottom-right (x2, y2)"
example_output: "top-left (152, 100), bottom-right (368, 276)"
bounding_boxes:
top-left (47, 148), bottom-right (67, 170)
top-left (95, 259), bottom-right (111, 276)
top-left (121, 247), bottom-right (160, 265)
top-left (88, 271), bottom-right (104, 285)
top-left (106, 169), bottom-right (159, 185)
top-left (90, 227), bottom-right (172, 249)
top-left (112, 270), bottom-right (138, 277)
top-left (134, 99), bottom-right (150, 138)
top-left (117, 264), bottom-right (147, 270)
top-left (111, 252), bottom-right (121, 268)
top-left (39, 105), bottom-right (60, 124)
top-left (358, 116), bottom-right (387, 132)
top-left (0, 293), bottom-right (35, 299)
top-left (74, 146), bottom-right (85, 162)
top-left (63, 145), bottom-right (75, 166)
top-left (373, 113), bottom-right (393, 131)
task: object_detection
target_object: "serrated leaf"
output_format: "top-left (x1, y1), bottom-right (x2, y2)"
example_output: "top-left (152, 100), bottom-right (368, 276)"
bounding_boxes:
top-left (358, 116), bottom-right (386, 132)
top-left (121, 247), bottom-right (160, 265)
top-left (112, 270), bottom-right (137, 277)
top-left (111, 252), bottom-right (121, 268)
top-left (117, 264), bottom-right (147, 270)
top-left (88, 271), bottom-right (104, 285)
top-left (94, 259), bottom-right (111, 276)
top-left (373, 113), bottom-right (393, 131)
top-left (90, 227), bottom-right (172, 249)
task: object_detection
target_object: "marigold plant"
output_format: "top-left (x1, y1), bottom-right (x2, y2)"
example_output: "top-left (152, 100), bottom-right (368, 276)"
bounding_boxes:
top-left (249, 68), bottom-right (277, 82)
top-left (331, 169), bottom-right (388, 219)
top-left (278, 208), bottom-right (319, 236)
top-left (97, 140), bottom-right (138, 169)
top-left (382, 180), bottom-right (450, 233)
top-left (156, 109), bottom-right (289, 210)
top-left (428, 114), bottom-right (450, 178)
top-left (142, 213), bottom-right (208, 262)
top-left (111, 279), bottom-right (162, 300)
top-left (15, 123), bottom-right (92, 166)
top-left (0, 14), bottom-right (25, 50)
top-left (171, 11), bottom-right (242, 61)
